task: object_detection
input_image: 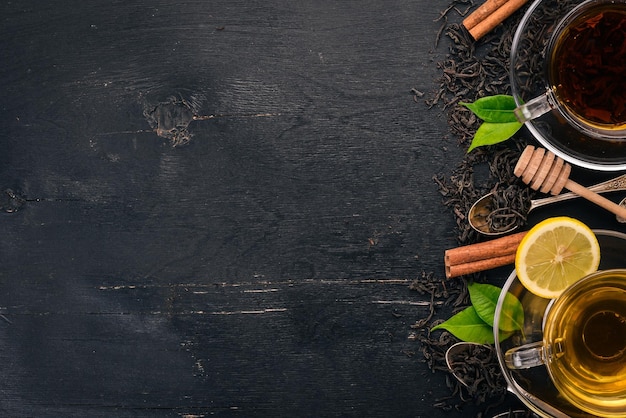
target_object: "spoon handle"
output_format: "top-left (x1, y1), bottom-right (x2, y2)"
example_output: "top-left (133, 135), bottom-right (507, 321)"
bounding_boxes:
top-left (528, 173), bottom-right (626, 213)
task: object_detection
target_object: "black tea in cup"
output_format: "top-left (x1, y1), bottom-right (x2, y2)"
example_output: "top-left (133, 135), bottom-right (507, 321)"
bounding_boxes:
top-left (549, 3), bottom-right (626, 130)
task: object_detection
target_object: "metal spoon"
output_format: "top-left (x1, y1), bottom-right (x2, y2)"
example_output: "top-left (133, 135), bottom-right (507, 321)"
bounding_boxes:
top-left (491, 410), bottom-right (538, 418)
top-left (445, 342), bottom-right (562, 417)
top-left (469, 173), bottom-right (626, 236)
top-left (444, 341), bottom-right (492, 388)
top-left (619, 197), bottom-right (626, 223)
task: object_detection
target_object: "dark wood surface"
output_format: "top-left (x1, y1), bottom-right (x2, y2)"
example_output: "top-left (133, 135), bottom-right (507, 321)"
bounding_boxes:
top-left (6, 1), bottom-right (621, 416)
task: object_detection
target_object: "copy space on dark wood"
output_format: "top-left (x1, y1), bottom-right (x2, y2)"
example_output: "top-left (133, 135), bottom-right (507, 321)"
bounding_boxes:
top-left (0, 1), bottom-right (531, 416)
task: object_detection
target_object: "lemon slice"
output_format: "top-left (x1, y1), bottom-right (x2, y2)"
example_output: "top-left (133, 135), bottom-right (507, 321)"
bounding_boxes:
top-left (515, 217), bottom-right (600, 299)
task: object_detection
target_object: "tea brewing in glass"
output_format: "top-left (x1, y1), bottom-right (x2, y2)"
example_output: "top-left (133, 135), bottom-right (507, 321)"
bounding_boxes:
top-left (514, 0), bottom-right (626, 140)
top-left (505, 270), bottom-right (626, 417)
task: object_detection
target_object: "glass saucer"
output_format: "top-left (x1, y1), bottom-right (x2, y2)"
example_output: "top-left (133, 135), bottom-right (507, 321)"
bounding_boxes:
top-left (493, 230), bottom-right (626, 418)
top-left (510, 0), bottom-right (626, 171)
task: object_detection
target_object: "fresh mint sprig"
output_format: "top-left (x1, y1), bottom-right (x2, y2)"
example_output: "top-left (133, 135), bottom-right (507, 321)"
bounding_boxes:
top-left (431, 282), bottom-right (524, 344)
top-left (461, 95), bottom-right (523, 152)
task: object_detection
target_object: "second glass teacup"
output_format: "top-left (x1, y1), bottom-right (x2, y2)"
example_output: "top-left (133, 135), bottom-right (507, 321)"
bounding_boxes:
top-left (504, 269), bottom-right (626, 417)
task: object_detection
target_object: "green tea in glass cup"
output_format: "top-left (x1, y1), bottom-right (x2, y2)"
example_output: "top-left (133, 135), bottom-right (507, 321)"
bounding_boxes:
top-left (505, 269), bottom-right (626, 417)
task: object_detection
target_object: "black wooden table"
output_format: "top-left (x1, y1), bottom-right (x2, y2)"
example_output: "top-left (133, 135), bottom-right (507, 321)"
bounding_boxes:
top-left (4, 1), bottom-right (623, 416)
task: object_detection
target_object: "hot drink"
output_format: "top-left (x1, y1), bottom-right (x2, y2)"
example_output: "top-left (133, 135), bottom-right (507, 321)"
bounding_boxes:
top-left (506, 270), bottom-right (626, 416)
top-left (548, 285), bottom-right (626, 400)
top-left (549, 4), bottom-right (626, 130)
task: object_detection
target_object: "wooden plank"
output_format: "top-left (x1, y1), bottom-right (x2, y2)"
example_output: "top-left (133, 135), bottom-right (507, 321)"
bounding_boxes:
top-left (0, 0), bottom-right (518, 416)
top-left (0, 278), bottom-right (446, 415)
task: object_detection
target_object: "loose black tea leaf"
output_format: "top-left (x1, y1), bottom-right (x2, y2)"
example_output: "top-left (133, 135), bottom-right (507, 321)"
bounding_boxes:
top-left (410, 0), bottom-right (543, 414)
top-left (433, 147), bottom-right (533, 244)
top-left (445, 343), bottom-right (508, 400)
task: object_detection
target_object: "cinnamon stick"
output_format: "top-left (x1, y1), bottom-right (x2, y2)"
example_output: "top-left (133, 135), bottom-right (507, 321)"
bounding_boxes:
top-left (462, 0), bottom-right (510, 31)
top-left (445, 231), bottom-right (527, 279)
top-left (447, 253), bottom-right (516, 279)
top-left (464, 0), bottom-right (530, 41)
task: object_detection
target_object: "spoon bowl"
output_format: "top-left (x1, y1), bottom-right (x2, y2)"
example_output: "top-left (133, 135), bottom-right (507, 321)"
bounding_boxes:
top-left (445, 342), bottom-right (560, 416)
top-left (469, 173), bottom-right (626, 236)
top-left (491, 411), bottom-right (538, 418)
top-left (444, 341), bottom-right (495, 388)
top-left (445, 342), bottom-right (472, 387)
top-left (619, 197), bottom-right (626, 223)
top-left (468, 192), bottom-right (520, 236)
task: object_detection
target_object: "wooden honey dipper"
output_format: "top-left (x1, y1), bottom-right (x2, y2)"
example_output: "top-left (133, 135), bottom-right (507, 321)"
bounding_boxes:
top-left (514, 145), bottom-right (626, 219)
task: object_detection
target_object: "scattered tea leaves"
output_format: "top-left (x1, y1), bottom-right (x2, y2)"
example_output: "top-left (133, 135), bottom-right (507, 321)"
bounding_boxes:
top-left (443, 342), bottom-right (508, 405)
top-left (414, 0), bottom-right (543, 413)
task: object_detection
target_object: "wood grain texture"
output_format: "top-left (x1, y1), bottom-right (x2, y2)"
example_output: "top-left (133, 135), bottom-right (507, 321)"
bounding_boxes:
top-left (0, 0), bottom-right (518, 416)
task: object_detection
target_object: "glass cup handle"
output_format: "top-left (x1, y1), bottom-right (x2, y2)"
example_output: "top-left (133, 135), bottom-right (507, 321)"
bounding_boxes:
top-left (505, 341), bottom-right (546, 369)
top-left (513, 89), bottom-right (558, 123)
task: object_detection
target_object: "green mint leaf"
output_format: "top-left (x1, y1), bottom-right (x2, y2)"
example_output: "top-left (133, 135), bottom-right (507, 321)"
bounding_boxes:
top-left (468, 283), bottom-right (524, 333)
top-left (467, 121), bottom-right (523, 152)
top-left (461, 95), bottom-right (519, 123)
top-left (431, 306), bottom-right (511, 344)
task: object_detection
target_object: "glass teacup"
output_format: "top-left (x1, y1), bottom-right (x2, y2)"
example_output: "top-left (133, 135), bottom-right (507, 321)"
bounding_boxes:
top-left (494, 231), bottom-right (626, 417)
top-left (510, 0), bottom-right (626, 170)
top-left (506, 270), bottom-right (626, 417)
top-left (514, 0), bottom-right (626, 140)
